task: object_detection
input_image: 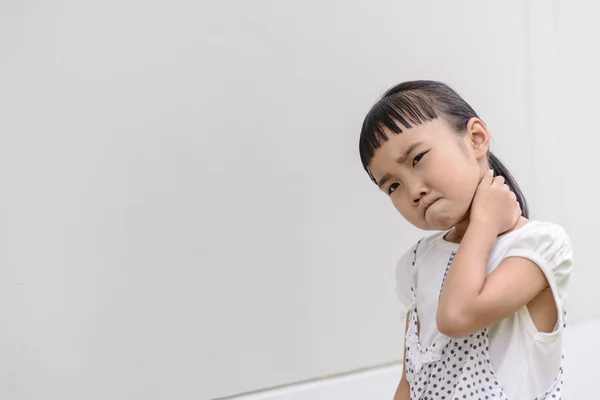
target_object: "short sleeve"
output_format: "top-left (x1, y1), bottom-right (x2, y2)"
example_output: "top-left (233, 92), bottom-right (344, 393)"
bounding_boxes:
top-left (395, 241), bottom-right (420, 317)
top-left (503, 222), bottom-right (574, 332)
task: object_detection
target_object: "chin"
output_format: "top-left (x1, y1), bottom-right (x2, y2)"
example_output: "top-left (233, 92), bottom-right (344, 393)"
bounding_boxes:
top-left (414, 221), bottom-right (452, 232)
top-left (426, 213), bottom-right (464, 231)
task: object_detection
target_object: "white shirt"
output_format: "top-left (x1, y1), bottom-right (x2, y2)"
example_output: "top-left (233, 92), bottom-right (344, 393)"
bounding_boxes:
top-left (395, 221), bottom-right (573, 399)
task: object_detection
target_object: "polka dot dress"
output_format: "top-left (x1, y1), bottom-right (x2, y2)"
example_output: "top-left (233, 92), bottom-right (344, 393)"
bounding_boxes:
top-left (405, 242), bottom-right (565, 399)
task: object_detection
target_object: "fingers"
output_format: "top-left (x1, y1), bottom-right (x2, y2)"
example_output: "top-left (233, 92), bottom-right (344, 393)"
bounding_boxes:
top-left (486, 171), bottom-right (519, 204)
top-left (491, 173), bottom-right (519, 204)
top-left (491, 174), bottom-right (505, 187)
top-left (497, 176), bottom-right (520, 215)
top-left (481, 169), bottom-right (495, 186)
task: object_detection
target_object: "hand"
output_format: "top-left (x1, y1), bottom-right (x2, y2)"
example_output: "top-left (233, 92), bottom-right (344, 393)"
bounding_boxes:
top-left (470, 169), bottom-right (521, 235)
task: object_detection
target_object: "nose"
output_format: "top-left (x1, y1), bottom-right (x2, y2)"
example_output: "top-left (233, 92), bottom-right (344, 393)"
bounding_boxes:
top-left (413, 190), bottom-right (427, 206)
top-left (408, 180), bottom-right (428, 206)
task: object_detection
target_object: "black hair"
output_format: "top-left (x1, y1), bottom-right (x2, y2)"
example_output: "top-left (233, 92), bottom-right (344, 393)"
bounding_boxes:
top-left (359, 80), bottom-right (528, 218)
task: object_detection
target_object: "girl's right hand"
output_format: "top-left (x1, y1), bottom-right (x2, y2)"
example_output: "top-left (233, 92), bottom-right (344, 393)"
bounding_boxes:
top-left (470, 169), bottom-right (521, 235)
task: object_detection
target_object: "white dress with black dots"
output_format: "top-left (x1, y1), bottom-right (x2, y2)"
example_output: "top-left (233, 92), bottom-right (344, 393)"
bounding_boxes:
top-left (404, 240), bottom-right (566, 400)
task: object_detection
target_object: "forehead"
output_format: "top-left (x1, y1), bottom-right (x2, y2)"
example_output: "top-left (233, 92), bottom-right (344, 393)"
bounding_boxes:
top-left (368, 119), bottom-right (456, 174)
top-left (384, 117), bottom-right (459, 149)
top-left (374, 120), bottom-right (436, 157)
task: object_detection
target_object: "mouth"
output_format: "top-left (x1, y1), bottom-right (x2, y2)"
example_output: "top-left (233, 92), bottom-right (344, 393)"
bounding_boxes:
top-left (423, 198), bottom-right (439, 212)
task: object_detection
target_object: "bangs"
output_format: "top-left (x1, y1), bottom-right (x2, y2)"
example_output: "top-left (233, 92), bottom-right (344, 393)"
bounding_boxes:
top-left (359, 91), bottom-right (440, 178)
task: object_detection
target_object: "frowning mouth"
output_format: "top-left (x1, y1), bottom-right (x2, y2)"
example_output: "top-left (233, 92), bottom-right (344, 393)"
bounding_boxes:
top-left (423, 198), bottom-right (439, 211)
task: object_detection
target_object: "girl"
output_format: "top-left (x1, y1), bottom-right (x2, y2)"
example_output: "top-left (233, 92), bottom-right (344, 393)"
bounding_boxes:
top-left (359, 81), bottom-right (573, 400)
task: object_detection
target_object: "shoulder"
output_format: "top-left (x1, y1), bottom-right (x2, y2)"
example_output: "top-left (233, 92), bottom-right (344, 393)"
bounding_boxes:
top-left (503, 221), bottom-right (572, 264)
top-left (513, 220), bottom-right (569, 239)
top-left (500, 220), bottom-right (573, 294)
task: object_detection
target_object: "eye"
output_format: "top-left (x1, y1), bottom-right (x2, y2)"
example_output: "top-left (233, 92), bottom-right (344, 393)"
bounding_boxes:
top-left (387, 183), bottom-right (400, 195)
top-left (413, 151), bottom-right (428, 167)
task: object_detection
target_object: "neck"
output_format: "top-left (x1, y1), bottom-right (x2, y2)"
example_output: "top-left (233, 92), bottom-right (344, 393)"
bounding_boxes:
top-left (444, 217), bottom-right (470, 243)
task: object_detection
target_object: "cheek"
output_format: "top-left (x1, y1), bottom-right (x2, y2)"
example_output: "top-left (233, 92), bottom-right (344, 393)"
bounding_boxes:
top-left (434, 161), bottom-right (480, 204)
top-left (391, 194), bottom-right (411, 217)
top-left (448, 170), bottom-right (480, 204)
top-left (390, 194), bottom-right (405, 214)
top-left (391, 194), bottom-right (424, 225)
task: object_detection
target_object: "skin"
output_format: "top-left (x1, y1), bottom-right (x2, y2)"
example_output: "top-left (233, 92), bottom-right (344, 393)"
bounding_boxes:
top-left (369, 118), bottom-right (557, 399)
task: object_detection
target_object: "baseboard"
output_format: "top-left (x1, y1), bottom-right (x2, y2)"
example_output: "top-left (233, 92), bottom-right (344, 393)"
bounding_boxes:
top-left (220, 363), bottom-right (401, 400)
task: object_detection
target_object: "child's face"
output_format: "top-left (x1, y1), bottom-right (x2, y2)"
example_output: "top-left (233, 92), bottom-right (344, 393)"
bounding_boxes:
top-left (368, 118), bottom-right (488, 231)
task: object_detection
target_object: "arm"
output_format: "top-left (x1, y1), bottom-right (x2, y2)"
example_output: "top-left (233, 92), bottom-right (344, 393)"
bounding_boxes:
top-left (394, 376), bottom-right (410, 400)
top-left (393, 315), bottom-right (411, 400)
top-left (436, 219), bottom-right (548, 338)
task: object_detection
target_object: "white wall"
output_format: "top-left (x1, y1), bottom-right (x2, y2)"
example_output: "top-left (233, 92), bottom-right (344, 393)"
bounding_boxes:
top-left (0, 1), bottom-right (596, 400)
top-left (556, 0), bottom-right (600, 324)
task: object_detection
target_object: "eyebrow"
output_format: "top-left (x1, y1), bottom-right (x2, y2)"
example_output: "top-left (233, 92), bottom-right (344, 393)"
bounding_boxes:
top-left (375, 141), bottom-right (425, 189)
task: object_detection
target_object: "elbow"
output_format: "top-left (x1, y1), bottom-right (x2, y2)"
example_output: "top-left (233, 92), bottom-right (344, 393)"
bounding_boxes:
top-left (436, 308), bottom-right (472, 339)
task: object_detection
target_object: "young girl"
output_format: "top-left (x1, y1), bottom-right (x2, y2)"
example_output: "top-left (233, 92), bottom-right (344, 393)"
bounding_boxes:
top-left (359, 81), bottom-right (573, 400)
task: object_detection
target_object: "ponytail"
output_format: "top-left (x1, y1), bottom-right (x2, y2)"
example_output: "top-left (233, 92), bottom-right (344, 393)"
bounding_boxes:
top-left (487, 151), bottom-right (528, 218)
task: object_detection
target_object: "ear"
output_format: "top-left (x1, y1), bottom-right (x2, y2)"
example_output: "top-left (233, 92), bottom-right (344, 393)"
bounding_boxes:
top-left (466, 118), bottom-right (490, 160)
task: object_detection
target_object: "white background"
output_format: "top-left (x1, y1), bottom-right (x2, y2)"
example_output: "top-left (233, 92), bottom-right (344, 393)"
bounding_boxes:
top-left (1, 1), bottom-right (598, 399)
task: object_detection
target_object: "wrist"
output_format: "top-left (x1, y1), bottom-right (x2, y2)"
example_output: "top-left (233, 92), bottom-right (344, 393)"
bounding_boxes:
top-left (466, 218), bottom-right (498, 240)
